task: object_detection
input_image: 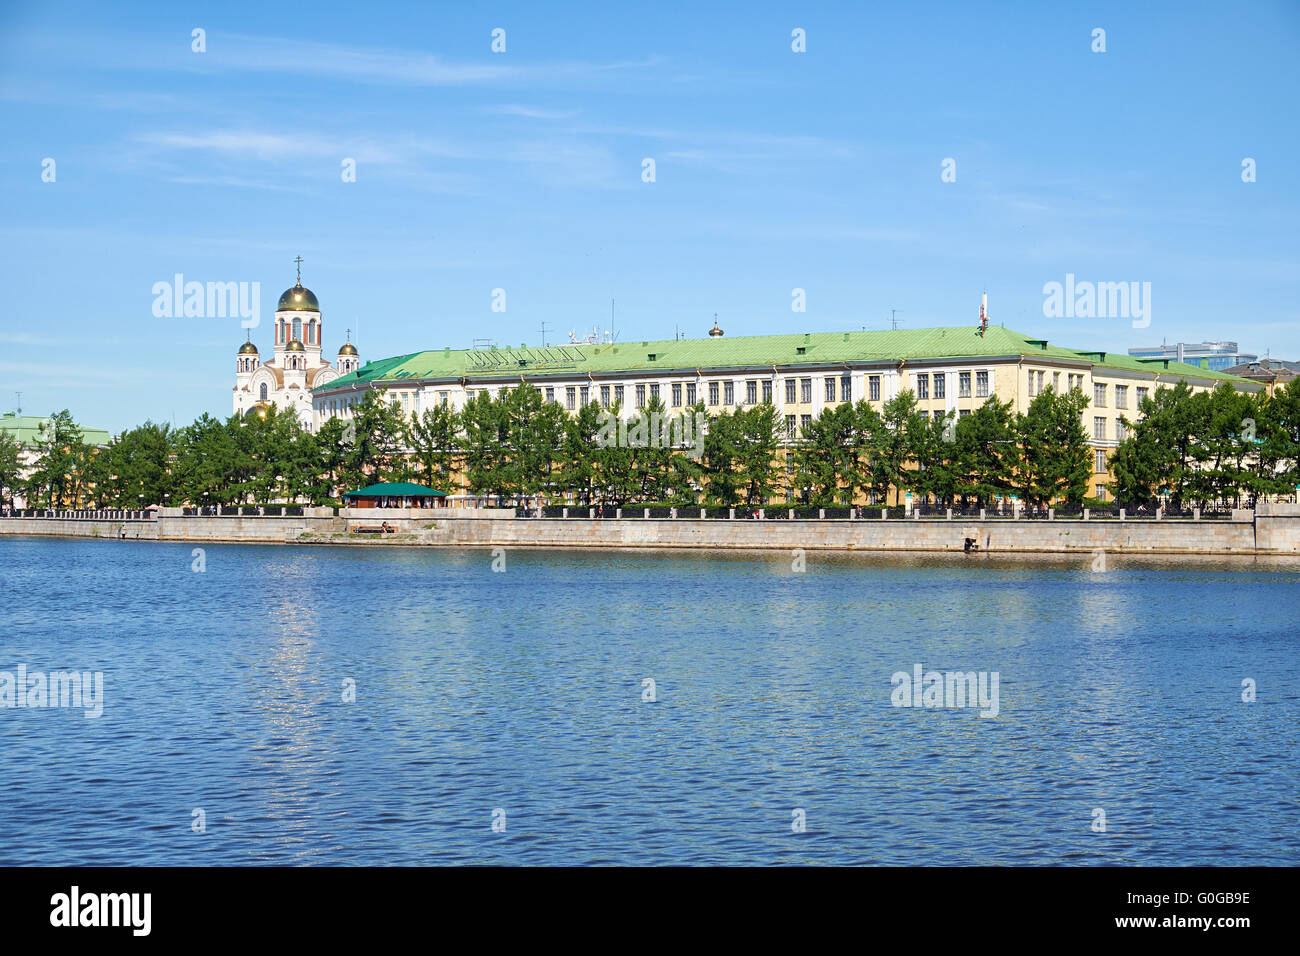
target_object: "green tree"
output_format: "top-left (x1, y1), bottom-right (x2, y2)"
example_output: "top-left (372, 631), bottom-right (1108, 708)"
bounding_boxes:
top-left (25, 410), bottom-right (84, 508)
top-left (100, 420), bottom-right (175, 508)
top-left (0, 430), bottom-right (24, 508)
top-left (951, 395), bottom-right (1017, 507)
top-left (406, 403), bottom-right (460, 493)
top-left (1015, 387), bottom-right (1092, 506)
top-left (734, 403), bottom-right (781, 506)
top-left (341, 391), bottom-right (406, 492)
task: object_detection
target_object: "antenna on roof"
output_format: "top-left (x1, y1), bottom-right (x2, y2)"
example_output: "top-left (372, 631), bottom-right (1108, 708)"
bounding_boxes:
top-left (539, 320), bottom-right (549, 348)
top-left (977, 293), bottom-right (989, 338)
top-left (890, 310), bottom-right (903, 331)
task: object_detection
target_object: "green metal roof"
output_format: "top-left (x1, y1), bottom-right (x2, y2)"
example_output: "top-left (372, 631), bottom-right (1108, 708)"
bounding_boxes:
top-left (343, 482), bottom-right (447, 498)
top-left (0, 412), bottom-right (113, 447)
top-left (314, 326), bottom-right (1257, 391)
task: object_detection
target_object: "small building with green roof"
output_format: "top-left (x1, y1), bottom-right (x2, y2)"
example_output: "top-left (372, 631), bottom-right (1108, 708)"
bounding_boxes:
top-left (342, 482), bottom-right (447, 509)
top-left (0, 411), bottom-right (113, 448)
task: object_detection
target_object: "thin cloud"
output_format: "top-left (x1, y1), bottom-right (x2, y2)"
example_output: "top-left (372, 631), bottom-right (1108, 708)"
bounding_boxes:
top-left (487, 104), bottom-right (579, 120)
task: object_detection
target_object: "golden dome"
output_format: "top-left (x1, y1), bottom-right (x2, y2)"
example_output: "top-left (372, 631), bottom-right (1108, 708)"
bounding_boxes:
top-left (238, 340), bottom-right (259, 354)
top-left (708, 315), bottom-right (724, 337)
top-left (285, 339), bottom-right (305, 352)
top-left (277, 282), bottom-right (320, 312)
top-left (338, 342), bottom-right (358, 356)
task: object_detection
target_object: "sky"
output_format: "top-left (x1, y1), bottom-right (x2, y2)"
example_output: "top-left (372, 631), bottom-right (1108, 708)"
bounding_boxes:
top-left (1, 0), bottom-right (1297, 432)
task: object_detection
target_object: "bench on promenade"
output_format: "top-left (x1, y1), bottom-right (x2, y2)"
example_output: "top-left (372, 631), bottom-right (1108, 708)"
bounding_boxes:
top-left (352, 523), bottom-right (396, 535)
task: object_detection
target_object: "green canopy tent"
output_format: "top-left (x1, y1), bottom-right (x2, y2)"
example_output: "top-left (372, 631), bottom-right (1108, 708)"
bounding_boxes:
top-left (342, 482), bottom-right (448, 509)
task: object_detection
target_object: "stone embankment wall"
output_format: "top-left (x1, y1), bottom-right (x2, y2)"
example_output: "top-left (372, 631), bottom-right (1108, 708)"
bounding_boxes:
top-left (410, 515), bottom-right (1263, 553)
top-left (5, 509), bottom-right (1299, 553)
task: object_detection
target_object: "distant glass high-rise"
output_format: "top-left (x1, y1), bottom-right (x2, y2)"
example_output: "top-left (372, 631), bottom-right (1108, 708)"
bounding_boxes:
top-left (1127, 340), bottom-right (1257, 372)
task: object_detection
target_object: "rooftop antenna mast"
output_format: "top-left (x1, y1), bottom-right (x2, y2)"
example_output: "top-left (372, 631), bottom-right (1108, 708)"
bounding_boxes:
top-left (539, 321), bottom-right (549, 348)
top-left (977, 292), bottom-right (989, 337)
top-left (890, 309), bottom-right (903, 331)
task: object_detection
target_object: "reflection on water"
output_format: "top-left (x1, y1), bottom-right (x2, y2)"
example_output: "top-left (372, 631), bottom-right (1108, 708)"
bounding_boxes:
top-left (0, 538), bottom-right (1296, 865)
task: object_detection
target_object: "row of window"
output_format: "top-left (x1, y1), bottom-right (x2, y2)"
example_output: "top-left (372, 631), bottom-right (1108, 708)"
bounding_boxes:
top-left (913, 370), bottom-right (990, 400)
top-left (276, 318), bottom-right (319, 345)
top-left (1092, 417), bottom-right (1129, 442)
top-left (1026, 370), bottom-right (1149, 413)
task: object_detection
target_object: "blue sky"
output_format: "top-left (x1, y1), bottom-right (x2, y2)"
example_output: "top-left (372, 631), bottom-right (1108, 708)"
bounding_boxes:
top-left (2, 0), bottom-right (1297, 432)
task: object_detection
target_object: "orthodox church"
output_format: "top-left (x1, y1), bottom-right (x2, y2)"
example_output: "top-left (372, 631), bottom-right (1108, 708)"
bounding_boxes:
top-left (233, 260), bottom-right (360, 428)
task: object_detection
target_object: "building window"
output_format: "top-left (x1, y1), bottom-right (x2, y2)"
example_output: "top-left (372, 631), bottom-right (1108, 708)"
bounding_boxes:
top-left (840, 375), bottom-right (851, 401)
top-left (746, 380), bottom-right (758, 405)
top-left (686, 382), bottom-right (696, 405)
top-left (579, 386), bottom-right (589, 407)
top-left (724, 381), bottom-right (735, 405)
top-left (1115, 385), bottom-right (1128, 409)
top-left (933, 374), bottom-right (945, 400)
top-left (1028, 370), bottom-right (1036, 397)
top-left (960, 408), bottom-right (971, 417)
top-left (709, 381), bottom-right (719, 406)
top-left (1094, 383), bottom-right (1107, 407)
top-left (614, 385), bottom-right (624, 406)
top-left (1136, 387), bottom-right (1148, 407)
top-left (959, 371), bottom-right (971, 397)
top-left (544, 387), bottom-right (554, 403)
top-left (976, 371), bottom-right (989, 398)
top-left (259, 383), bottom-right (268, 401)
top-left (600, 385), bottom-right (611, 408)
top-left (1116, 419), bottom-right (1127, 441)
top-left (1096, 485), bottom-right (1108, 501)
top-left (917, 373), bottom-right (929, 400)
top-left (785, 379), bottom-right (797, 404)
top-left (1095, 449), bottom-right (1107, 473)
top-left (869, 375), bottom-right (881, 401)
top-left (800, 414), bottom-right (810, 433)
top-left (785, 415), bottom-right (796, 439)
top-left (1037, 371), bottom-right (1045, 394)
top-left (636, 384), bottom-right (646, 408)
top-left (1053, 371), bottom-right (1060, 391)
top-left (566, 387), bottom-right (576, 410)
top-left (762, 380), bottom-right (772, 403)
top-left (800, 378), bottom-right (812, 403)
top-left (1093, 416), bottom-right (1106, 440)
top-left (671, 383), bottom-right (682, 407)
top-left (825, 377), bottom-right (836, 401)
top-left (649, 384), bottom-right (660, 402)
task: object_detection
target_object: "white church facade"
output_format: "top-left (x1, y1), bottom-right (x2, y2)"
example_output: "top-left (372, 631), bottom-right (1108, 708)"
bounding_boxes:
top-left (233, 263), bottom-right (359, 428)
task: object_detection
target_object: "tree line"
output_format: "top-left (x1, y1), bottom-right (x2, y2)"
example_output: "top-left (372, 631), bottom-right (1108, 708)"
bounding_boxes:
top-left (2, 378), bottom-right (1297, 511)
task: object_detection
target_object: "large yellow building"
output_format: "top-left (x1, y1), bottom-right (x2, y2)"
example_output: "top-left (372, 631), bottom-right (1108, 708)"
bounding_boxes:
top-left (311, 323), bottom-right (1262, 501)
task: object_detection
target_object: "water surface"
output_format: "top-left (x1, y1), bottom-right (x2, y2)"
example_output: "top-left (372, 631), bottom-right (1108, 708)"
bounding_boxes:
top-left (1, 537), bottom-right (1296, 865)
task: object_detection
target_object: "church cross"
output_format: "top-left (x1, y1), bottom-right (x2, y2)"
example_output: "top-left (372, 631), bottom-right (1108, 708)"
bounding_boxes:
top-left (294, 255), bottom-right (304, 283)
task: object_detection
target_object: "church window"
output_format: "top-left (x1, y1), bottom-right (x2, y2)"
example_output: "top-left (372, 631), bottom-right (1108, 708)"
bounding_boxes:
top-left (260, 383), bottom-right (268, 401)
top-left (293, 318), bottom-right (302, 341)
